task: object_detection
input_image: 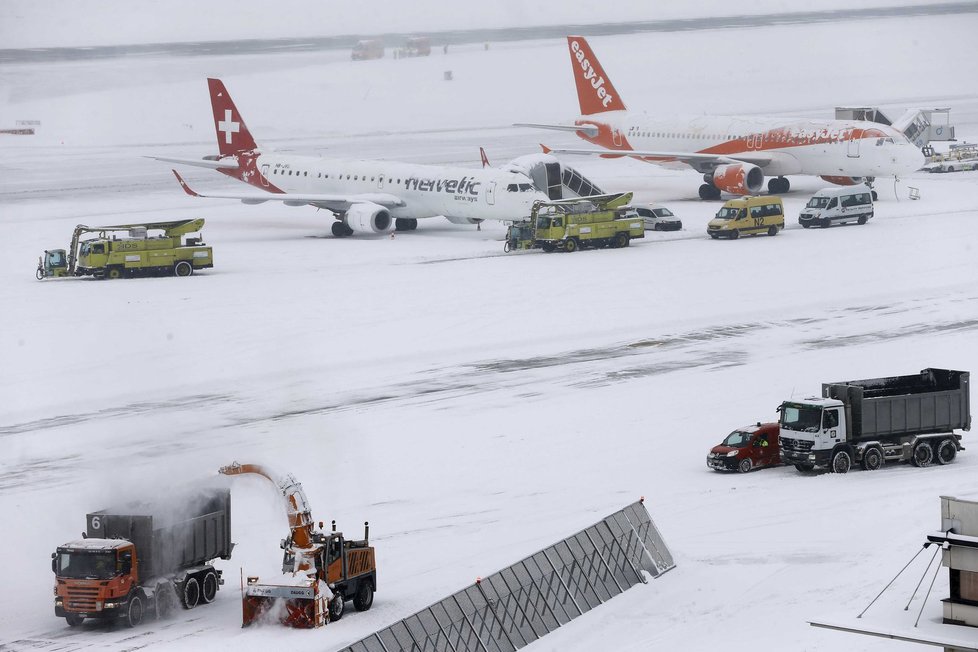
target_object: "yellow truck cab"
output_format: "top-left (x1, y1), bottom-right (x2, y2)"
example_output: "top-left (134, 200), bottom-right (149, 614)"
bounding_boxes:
top-left (707, 196), bottom-right (785, 239)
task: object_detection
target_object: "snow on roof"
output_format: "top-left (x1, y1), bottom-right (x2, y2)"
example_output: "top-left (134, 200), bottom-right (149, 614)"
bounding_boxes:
top-left (60, 538), bottom-right (126, 551)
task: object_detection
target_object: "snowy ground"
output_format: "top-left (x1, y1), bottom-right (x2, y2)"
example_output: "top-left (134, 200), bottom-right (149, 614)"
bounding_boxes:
top-left (2, 6), bottom-right (978, 652)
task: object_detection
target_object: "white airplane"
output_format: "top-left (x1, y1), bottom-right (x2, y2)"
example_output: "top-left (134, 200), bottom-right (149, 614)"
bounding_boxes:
top-left (156, 78), bottom-right (558, 236)
top-left (519, 36), bottom-right (925, 199)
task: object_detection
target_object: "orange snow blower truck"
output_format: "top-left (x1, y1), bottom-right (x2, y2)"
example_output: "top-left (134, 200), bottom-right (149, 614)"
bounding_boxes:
top-left (218, 462), bottom-right (376, 628)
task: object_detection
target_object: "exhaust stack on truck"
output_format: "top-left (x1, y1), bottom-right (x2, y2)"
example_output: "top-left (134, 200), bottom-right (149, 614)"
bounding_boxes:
top-left (779, 368), bottom-right (970, 473)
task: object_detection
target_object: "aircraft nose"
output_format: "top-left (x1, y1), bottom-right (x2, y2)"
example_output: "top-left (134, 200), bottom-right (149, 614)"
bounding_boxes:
top-left (904, 144), bottom-right (925, 172)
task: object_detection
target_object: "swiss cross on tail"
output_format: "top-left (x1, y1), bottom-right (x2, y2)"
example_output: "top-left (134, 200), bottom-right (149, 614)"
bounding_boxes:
top-left (207, 78), bottom-right (258, 156)
top-left (566, 36), bottom-right (626, 116)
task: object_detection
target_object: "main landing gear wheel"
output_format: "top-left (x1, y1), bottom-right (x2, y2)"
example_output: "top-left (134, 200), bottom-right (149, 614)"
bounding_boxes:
top-left (767, 177), bottom-right (790, 194)
top-left (699, 184), bottom-right (721, 200)
top-left (395, 218), bottom-right (419, 231)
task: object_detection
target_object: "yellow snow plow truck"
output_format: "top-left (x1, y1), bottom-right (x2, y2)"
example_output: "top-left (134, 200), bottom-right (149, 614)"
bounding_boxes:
top-left (504, 192), bottom-right (643, 253)
top-left (36, 218), bottom-right (213, 280)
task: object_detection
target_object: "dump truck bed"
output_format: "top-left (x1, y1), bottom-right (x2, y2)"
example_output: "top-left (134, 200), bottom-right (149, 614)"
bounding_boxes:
top-left (86, 489), bottom-right (231, 579)
top-left (823, 368), bottom-right (971, 440)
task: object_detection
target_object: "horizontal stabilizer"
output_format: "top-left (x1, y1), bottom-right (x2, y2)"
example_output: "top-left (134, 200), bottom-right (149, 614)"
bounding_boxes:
top-left (514, 122), bottom-right (600, 138)
top-left (149, 155), bottom-right (239, 170)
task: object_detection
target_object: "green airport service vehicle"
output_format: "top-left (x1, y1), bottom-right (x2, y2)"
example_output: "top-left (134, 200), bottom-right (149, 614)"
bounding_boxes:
top-left (504, 192), bottom-right (643, 253)
top-left (37, 219), bottom-right (213, 280)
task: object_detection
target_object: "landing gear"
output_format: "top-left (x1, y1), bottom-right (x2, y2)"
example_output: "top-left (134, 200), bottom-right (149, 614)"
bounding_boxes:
top-left (767, 177), bottom-right (789, 194)
top-left (331, 222), bottom-right (354, 237)
top-left (698, 183), bottom-right (721, 200)
top-left (395, 218), bottom-right (418, 231)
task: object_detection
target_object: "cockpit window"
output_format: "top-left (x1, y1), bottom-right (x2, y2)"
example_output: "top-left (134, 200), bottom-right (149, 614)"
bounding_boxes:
top-left (518, 183), bottom-right (533, 192)
top-left (507, 184), bottom-right (518, 192)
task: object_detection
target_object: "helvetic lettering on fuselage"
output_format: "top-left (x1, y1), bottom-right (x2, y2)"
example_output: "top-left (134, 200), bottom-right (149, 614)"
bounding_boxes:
top-left (403, 176), bottom-right (481, 195)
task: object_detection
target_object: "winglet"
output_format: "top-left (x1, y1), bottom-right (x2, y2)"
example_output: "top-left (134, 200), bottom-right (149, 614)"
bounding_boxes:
top-left (566, 36), bottom-right (626, 115)
top-left (540, 144), bottom-right (552, 154)
top-left (172, 169), bottom-right (201, 197)
top-left (480, 147), bottom-right (491, 168)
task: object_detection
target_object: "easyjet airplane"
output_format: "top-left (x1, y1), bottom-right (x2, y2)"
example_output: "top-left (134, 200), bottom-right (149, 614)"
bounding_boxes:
top-left (155, 78), bottom-right (555, 236)
top-left (519, 36), bottom-right (924, 199)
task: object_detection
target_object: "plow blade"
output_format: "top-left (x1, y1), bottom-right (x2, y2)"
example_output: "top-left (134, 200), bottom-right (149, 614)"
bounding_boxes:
top-left (242, 583), bottom-right (325, 628)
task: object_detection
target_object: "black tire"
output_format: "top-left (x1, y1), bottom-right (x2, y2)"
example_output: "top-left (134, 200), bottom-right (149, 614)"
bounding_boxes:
top-left (768, 178), bottom-right (779, 194)
top-left (794, 463), bottom-right (815, 472)
top-left (935, 438), bottom-right (957, 465)
top-left (174, 261), bottom-right (193, 277)
top-left (563, 238), bottom-right (578, 253)
top-left (105, 267), bottom-right (123, 280)
top-left (353, 582), bottom-right (374, 612)
top-left (738, 458), bottom-right (752, 473)
top-left (767, 226), bottom-right (777, 236)
top-left (125, 595), bottom-right (144, 628)
top-left (155, 582), bottom-right (174, 620)
top-left (65, 613), bottom-right (85, 627)
top-left (36, 267), bottom-right (44, 280)
top-left (541, 243), bottom-right (556, 253)
top-left (947, 166), bottom-right (955, 173)
top-left (182, 577), bottom-right (200, 609)
top-left (821, 218), bottom-right (831, 229)
top-left (653, 224), bottom-right (661, 231)
top-left (699, 184), bottom-right (714, 200)
top-left (729, 229), bottom-right (739, 240)
top-left (709, 233), bottom-right (719, 239)
top-left (801, 223), bottom-right (810, 229)
top-left (831, 450), bottom-right (852, 474)
top-left (614, 232), bottom-right (628, 248)
top-left (871, 190), bottom-right (878, 201)
top-left (861, 447), bottom-right (884, 471)
top-left (329, 594), bottom-right (345, 621)
top-left (331, 222), bottom-right (346, 237)
top-left (201, 571), bottom-right (218, 604)
top-left (857, 215), bottom-right (868, 225)
top-left (911, 441), bottom-right (933, 467)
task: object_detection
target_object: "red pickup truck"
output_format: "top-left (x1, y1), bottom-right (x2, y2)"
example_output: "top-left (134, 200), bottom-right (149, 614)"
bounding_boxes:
top-left (706, 422), bottom-right (781, 473)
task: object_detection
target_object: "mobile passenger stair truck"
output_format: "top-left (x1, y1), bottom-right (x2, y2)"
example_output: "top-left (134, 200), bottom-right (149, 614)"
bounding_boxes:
top-left (52, 488), bottom-right (233, 627)
top-left (504, 192), bottom-right (643, 253)
top-left (779, 368), bottom-right (970, 474)
top-left (36, 218), bottom-right (213, 280)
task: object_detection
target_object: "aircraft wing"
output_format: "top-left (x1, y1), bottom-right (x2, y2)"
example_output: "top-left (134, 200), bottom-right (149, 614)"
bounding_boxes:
top-left (545, 146), bottom-right (774, 168)
top-left (171, 170), bottom-right (406, 211)
top-left (513, 122), bottom-right (600, 138)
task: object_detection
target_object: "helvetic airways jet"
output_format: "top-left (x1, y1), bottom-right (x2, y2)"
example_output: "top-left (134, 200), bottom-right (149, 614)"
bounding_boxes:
top-left (519, 36), bottom-right (924, 199)
top-left (155, 78), bottom-right (552, 237)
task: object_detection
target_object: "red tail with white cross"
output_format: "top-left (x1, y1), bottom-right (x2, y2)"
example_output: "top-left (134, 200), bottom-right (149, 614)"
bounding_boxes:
top-left (208, 78), bottom-right (258, 157)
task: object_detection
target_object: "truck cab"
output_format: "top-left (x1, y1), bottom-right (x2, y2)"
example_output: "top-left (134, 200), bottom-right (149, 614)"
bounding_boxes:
top-left (778, 397), bottom-right (848, 471)
top-left (36, 249), bottom-right (69, 279)
top-left (707, 422), bottom-right (781, 473)
top-left (53, 539), bottom-right (137, 625)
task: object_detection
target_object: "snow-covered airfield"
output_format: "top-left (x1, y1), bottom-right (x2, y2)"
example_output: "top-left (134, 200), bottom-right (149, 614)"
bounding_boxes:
top-left (2, 3), bottom-right (978, 651)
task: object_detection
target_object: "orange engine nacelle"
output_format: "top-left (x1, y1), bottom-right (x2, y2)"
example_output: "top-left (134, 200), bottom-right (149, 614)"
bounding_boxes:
top-left (820, 175), bottom-right (866, 186)
top-left (710, 163), bottom-right (764, 195)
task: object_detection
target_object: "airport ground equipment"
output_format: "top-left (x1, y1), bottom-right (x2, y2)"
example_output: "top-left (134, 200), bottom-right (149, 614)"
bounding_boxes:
top-left (836, 106), bottom-right (955, 147)
top-left (924, 142), bottom-right (978, 172)
top-left (707, 422), bottom-right (781, 473)
top-left (503, 192), bottom-right (643, 252)
top-left (798, 185), bottom-right (874, 228)
top-left (36, 218), bottom-right (213, 280)
top-left (337, 499), bottom-right (673, 652)
top-left (707, 196), bottom-right (785, 239)
top-left (779, 368), bottom-right (970, 474)
top-left (52, 489), bottom-right (232, 628)
top-left (218, 462), bottom-right (376, 628)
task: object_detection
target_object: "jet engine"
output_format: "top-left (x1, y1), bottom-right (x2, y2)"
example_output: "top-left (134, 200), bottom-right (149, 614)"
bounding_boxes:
top-left (820, 175), bottom-right (868, 186)
top-left (708, 163), bottom-right (764, 195)
top-left (345, 202), bottom-right (394, 234)
top-left (444, 216), bottom-right (483, 225)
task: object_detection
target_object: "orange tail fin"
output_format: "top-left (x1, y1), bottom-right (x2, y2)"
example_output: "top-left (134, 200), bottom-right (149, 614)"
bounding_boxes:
top-left (207, 78), bottom-right (258, 157)
top-left (566, 36), bottom-right (626, 116)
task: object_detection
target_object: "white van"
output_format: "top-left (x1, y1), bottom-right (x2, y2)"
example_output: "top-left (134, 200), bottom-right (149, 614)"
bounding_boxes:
top-left (799, 185), bottom-right (874, 228)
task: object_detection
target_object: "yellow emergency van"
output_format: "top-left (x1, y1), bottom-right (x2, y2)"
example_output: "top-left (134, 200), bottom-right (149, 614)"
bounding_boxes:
top-left (707, 196), bottom-right (785, 239)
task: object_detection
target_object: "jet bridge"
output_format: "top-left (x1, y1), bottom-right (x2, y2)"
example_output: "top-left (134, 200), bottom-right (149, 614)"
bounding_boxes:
top-left (836, 106), bottom-right (956, 147)
top-left (505, 154), bottom-right (605, 201)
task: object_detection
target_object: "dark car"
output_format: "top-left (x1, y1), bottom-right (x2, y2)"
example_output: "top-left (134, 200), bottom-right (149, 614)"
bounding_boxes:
top-left (706, 422), bottom-right (781, 473)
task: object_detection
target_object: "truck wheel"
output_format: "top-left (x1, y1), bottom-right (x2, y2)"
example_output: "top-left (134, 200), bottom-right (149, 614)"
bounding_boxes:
top-left (329, 594), bottom-right (345, 621)
top-left (181, 577), bottom-right (200, 609)
top-left (125, 595), bottom-right (144, 628)
top-left (935, 439), bottom-right (957, 465)
top-left (831, 450), bottom-right (852, 474)
top-left (353, 582), bottom-right (374, 611)
top-left (563, 238), bottom-right (578, 253)
top-left (767, 226), bottom-right (778, 236)
top-left (65, 613), bottom-right (85, 627)
top-left (911, 441), bottom-right (934, 467)
top-left (174, 261), bottom-right (193, 277)
top-left (861, 447), bottom-right (884, 471)
top-left (793, 463), bottom-right (815, 472)
top-left (201, 571), bottom-right (218, 604)
top-left (106, 267), bottom-right (123, 280)
top-left (614, 232), bottom-right (628, 248)
top-left (541, 243), bottom-right (556, 253)
top-left (737, 458), bottom-right (752, 473)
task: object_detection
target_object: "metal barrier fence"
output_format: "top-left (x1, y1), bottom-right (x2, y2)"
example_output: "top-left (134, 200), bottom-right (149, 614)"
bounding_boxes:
top-left (338, 500), bottom-right (674, 652)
